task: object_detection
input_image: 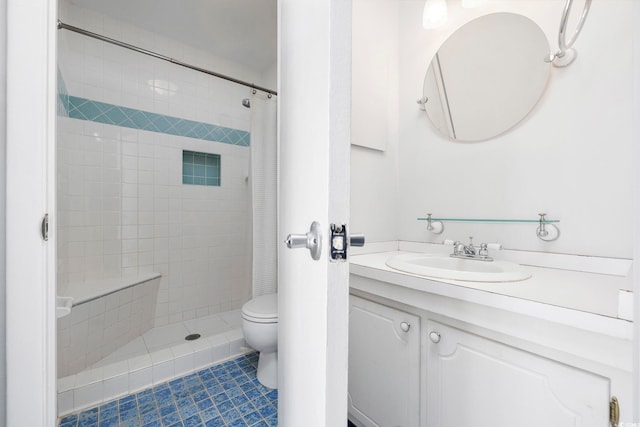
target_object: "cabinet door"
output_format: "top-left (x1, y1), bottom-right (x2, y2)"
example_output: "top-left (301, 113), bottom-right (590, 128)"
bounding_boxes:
top-left (348, 295), bottom-right (420, 427)
top-left (426, 320), bottom-right (610, 427)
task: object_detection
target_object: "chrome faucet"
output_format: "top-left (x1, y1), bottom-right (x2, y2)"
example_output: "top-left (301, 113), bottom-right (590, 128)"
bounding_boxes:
top-left (464, 237), bottom-right (476, 255)
top-left (451, 237), bottom-right (493, 261)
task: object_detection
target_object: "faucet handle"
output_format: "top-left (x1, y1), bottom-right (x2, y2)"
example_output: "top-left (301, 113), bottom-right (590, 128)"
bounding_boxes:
top-left (478, 243), bottom-right (489, 257)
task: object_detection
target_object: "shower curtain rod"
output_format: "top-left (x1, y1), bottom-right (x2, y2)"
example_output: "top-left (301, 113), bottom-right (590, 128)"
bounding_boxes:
top-left (57, 20), bottom-right (278, 96)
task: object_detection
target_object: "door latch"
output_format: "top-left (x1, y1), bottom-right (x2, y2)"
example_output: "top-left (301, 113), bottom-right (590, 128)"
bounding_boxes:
top-left (330, 224), bottom-right (365, 262)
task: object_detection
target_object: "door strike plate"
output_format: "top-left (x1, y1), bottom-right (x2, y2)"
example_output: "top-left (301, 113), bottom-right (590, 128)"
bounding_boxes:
top-left (330, 224), bottom-right (347, 262)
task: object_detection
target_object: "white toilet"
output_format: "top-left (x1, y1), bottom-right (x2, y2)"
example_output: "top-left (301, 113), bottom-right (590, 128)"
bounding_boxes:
top-left (241, 293), bottom-right (278, 389)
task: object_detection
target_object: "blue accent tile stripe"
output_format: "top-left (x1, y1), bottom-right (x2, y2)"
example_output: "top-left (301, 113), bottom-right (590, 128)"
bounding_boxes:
top-left (65, 95), bottom-right (250, 147)
top-left (183, 151), bottom-right (221, 186)
top-left (58, 353), bottom-right (277, 427)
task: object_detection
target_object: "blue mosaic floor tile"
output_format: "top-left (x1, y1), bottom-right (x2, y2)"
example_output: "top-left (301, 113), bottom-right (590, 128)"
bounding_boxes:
top-left (59, 414), bottom-right (78, 426)
top-left (59, 353), bottom-right (277, 427)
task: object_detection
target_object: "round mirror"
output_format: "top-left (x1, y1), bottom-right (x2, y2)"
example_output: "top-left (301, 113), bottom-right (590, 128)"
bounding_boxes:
top-left (422, 13), bottom-right (550, 141)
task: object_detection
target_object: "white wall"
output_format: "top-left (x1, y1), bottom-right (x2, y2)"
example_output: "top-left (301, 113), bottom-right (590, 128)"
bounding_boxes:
top-left (57, 1), bottom-right (260, 325)
top-left (57, 2), bottom-right (269, 103)
top-left (394, 0), bottom-right (634, 258)
top-left (350, 0), bottom-right (400, 243)
top-left (261, 61), bottom-right (277, 91)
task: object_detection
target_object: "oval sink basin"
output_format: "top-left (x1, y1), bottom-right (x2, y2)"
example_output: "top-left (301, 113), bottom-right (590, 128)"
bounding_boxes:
top-left (385, 253), bottom-right (531, 282)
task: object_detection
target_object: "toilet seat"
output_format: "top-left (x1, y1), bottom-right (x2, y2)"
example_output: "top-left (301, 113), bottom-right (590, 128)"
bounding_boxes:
top-left (242, 293), bottom-right (278, 323)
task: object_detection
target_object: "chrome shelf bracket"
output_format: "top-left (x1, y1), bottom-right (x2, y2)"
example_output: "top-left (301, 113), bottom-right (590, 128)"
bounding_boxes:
top-left (426, 213), bottom-right (444, 234)
top-left (536, 213), bottom-right (560, 241)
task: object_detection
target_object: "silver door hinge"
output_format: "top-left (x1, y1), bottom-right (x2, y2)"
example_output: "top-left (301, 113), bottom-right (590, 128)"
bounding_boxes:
top-left (41, 213), bottom-right (49, 241)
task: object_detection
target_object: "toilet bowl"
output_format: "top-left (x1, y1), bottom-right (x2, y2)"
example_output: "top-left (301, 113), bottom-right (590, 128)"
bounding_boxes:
top-left (241, 293), bottom-right (278, 389)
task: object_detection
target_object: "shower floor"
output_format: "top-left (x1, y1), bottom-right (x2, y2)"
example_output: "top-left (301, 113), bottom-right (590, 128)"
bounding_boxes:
top-left (58, 353), bottom-right (278, 427)
top-left (58, 310), bottom-right (251, 417)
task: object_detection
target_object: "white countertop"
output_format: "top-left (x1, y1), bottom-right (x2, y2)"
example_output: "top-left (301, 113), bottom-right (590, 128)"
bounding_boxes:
top-left (349, 243), bottom-right (633, 340)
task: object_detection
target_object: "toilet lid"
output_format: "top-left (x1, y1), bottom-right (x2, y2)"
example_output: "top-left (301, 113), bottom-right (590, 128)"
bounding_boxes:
top-left (242, 293), bottom-right (278, 321)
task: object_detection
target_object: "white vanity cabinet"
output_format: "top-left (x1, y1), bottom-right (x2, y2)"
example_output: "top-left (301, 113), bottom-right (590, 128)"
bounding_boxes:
top-left (348, 295), bottom-right (421, 427)
top-left (347, 269), bottom-right (631, 427)
top-left (426, 320), bottom-right (610, 427)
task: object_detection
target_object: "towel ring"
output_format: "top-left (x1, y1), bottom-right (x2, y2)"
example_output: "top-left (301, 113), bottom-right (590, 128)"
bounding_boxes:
top-left (546, 0), bottom-right (592, 67)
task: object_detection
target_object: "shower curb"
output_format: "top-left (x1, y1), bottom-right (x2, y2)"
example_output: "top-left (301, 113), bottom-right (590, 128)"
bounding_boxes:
top-left (57, 327), bottom-right (250, 416)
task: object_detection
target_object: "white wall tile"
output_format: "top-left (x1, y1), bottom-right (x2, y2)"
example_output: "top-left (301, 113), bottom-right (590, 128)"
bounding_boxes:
top-left (128, 367), bottom-right (152, 393)
top-left (151, 361), bottom-right (174, 384)
top-left (128, 354), bottom-right (152, 371)
top-left (173, 354), bottom-right (194, 377)
top-left (58, 281), bottom-right (160, 377)
top-left (102, 360), bottom-right (129, 380)
top-left (73, 381), bottom-right (102, 411)
top-left (102, 373), bottom-right (129, 401)
top-left (209, 335), bottom-right (230, 363)
top-left (58, 3), bottom-right (254, 347)
top-left (57, 390), bottom-right (74, 416)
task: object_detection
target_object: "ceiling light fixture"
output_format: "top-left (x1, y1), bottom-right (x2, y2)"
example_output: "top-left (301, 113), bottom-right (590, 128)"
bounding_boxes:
top-left (422, 0), bottom-right (448, 29)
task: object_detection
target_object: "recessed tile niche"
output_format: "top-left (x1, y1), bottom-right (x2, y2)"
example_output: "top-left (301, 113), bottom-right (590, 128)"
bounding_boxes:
top-left (182, 150), bottom-right (221, 186)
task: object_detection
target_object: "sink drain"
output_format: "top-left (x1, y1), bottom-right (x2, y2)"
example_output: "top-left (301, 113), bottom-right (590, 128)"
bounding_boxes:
top-left (185, 333), bottom-right (201, 341)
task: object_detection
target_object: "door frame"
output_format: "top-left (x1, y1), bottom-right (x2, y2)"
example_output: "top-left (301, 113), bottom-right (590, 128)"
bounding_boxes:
top-left (4, 0), bottom-right (353, 425)
top-left (634, 0), bottom-right (640, 420)
top-left (5, 0), bottom-right (58, 425)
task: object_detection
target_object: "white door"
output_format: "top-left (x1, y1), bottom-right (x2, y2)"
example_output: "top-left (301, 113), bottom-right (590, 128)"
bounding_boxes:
top-left (5, 0), bottom-right (58, 426)
top-left (278, 0), bottom-right (352, 425)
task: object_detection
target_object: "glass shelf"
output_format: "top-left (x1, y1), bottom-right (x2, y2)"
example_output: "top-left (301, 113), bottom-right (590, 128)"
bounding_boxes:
top-left (417, 217), bottom-right (559, 223)
top-left (418, 214), bottom-right (561, 241)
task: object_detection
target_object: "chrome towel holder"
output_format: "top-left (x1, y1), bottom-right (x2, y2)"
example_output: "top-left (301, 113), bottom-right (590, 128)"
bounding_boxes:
top-left (420, 213), bottom-right (560, 242)
top-left (545, 0), bottom-right (592, 67)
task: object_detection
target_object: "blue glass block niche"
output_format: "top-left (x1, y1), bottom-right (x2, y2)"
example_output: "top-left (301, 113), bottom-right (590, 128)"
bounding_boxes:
top-left (183, 150), bottom-right (221, 186)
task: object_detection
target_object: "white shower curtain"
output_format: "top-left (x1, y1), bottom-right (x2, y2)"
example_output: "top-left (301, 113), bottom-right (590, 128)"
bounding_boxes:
top-left (250, 91), bottom-right (278, 297)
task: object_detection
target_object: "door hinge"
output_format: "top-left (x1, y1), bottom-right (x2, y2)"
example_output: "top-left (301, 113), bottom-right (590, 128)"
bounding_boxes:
top-left (610, 396), bottom-right (619, 427)
top-left (41, 213), bottom-right (49, 241)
